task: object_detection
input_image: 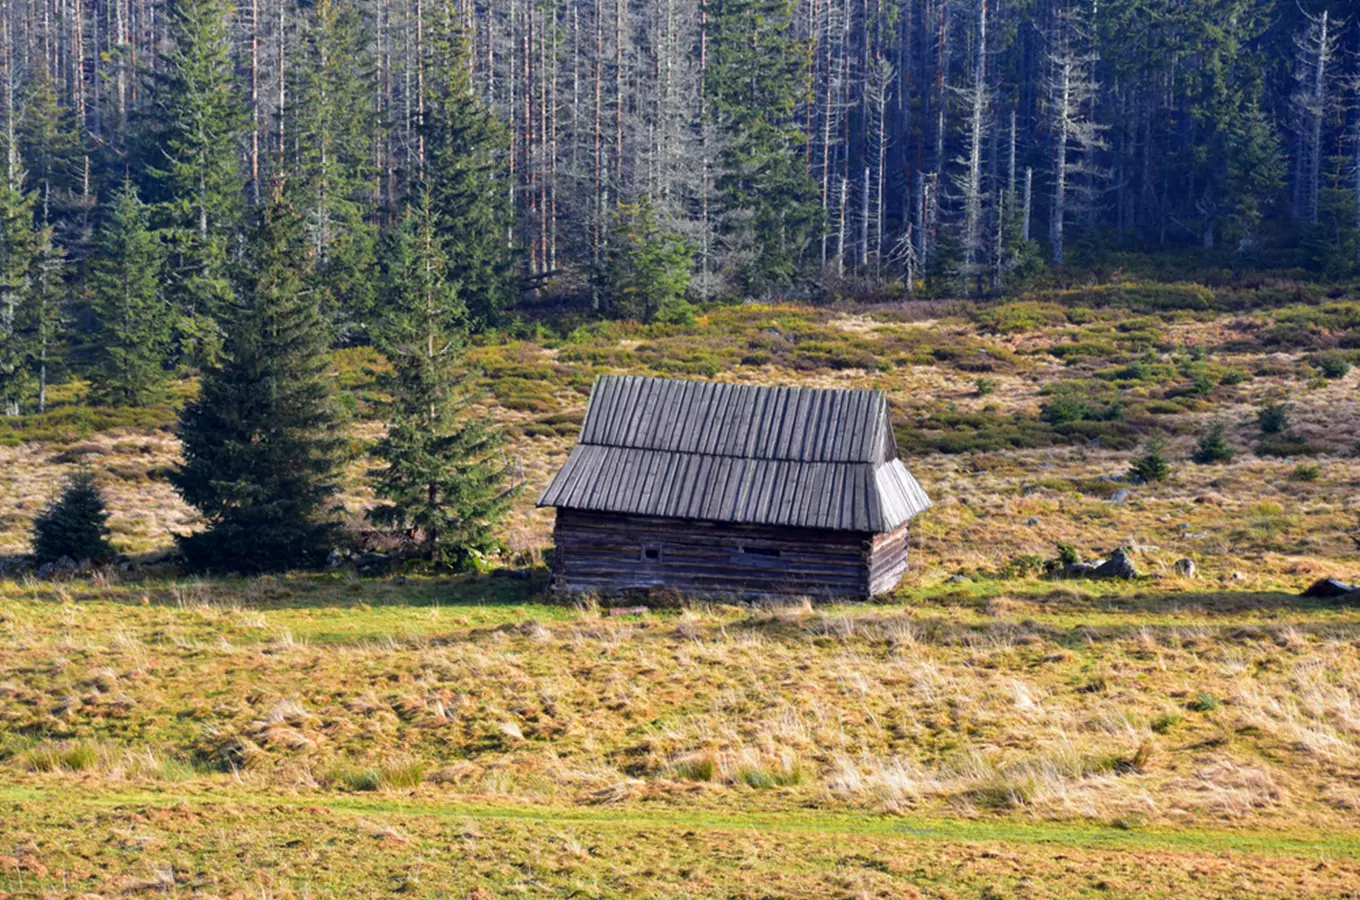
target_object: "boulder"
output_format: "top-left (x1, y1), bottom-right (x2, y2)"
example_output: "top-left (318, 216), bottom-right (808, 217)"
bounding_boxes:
top-left (1063, 562), bottom-right (1101, 578)
top-left (37, 556), bottom-right (78, 580)
top-left (1301, 578), bottom-right (1355, 598)
top-left (326, 547), bottom-right (348, 568)
top-left (1109, 489), bottom-right (1131, 503)
top-left (1024, 516), bottom-right (1040, 526)
top-left (1093, 547), bottom-right (1139, 579)
top-left (1173, 558), bottom-right (1197, 578)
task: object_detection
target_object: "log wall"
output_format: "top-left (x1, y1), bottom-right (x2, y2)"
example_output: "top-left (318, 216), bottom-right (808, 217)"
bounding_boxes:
top-left (867, 522), bottom-right (912, 596)
top-left (552, 509), bottom-right (912, 600)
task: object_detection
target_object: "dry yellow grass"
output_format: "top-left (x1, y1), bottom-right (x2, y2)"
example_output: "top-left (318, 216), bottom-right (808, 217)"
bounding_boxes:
top-left (1, 299), bottom-right (1359, 895)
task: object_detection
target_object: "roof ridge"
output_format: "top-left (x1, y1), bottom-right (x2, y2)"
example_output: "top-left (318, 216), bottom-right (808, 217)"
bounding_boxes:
top-left (582, 374), bottom-right (889, 464)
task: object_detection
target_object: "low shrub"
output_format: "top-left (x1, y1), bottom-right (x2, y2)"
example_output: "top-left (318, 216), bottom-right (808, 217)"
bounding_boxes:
top-left (1192, 424), bottom-right (1234, 465)
top-left (673, 754), bottom-right (716, 782)
top-left (32, 468), bottom-right (115, 563)
top-left (1130, 437), bottom-right (1171, 482)
top-left (974, 300), bottom-right (1071, 334)
top-left (1308, 351), bottom-right (1352, 379)
top-left (1257, 404), bottom-right (1290, 435)
top-left (1289, 463), bottom-right (1321, 482)
top-left (1187, 693), bottom-right (1220, 712)
top-left (737, 762), bottom-right (804, 789)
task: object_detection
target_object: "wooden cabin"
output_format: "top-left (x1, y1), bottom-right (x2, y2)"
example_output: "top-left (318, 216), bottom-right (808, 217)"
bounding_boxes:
top-left (537, 375), bottom-right (932, 600)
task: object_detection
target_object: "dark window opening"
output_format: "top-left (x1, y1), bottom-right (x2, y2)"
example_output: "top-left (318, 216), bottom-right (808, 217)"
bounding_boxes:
top-left (741, 545), bottom-right (782, 558)
top-left (642, 545), bottom-right (662, 561)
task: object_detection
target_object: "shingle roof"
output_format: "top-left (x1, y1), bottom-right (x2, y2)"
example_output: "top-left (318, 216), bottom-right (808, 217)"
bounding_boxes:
top-left (537, 375), bottom-right (932, 532)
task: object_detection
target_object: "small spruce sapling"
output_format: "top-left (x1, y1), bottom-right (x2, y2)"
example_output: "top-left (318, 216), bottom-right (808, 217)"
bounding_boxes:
top-left (1257, 403), bottom-right (1289, 435)
top-left (32, 468), bottom-right (114, 563)
top-left (1129, 436), bottom-right (1171, 482)
top-left (1192, 422), bottom-right (1235, 464)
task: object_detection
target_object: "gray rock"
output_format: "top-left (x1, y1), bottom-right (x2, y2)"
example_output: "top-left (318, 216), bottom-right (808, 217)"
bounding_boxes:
top-left (1064, 562), bottom-right (1101, 578)
top-left (1301, 578), bottom-right (1355, 598)
top-left (1173, 558), bottom-right (1197, 578)
top-left (326, 547), bottom-right (347, 569)
top-left (36, 556), bottom-right (76, 580)
top-left (1109, 489), bottom-right (1131, 504)
top-left (1093, 547), bottom-right (1139, 579)
top-left (1025, 516), bottom-right (1040, 526)
top-left (945, 574), bottom-right (970, 584)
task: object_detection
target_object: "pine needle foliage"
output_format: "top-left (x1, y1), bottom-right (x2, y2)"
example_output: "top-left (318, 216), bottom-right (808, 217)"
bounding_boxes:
top-left (170, 198), bottom-right (345, 571)
top-left (1129, 436), bottom-right (1171, 482)
top-left (420, 4), bottom-right (516, 331)
top-left (141, 0), bottom-right (248, 360)
top-left (88, 186), bottom-right (173, 406)
top-left (603, 199), bottom-right (696, 324)
top-left (1192, 422), bottom-right (1235, 465)
top-left (367, 198), bottom-right (513, 569)
top-left (0, 167), bottom-right (39, 413)
top-left (32, 468), bottom-right (114, 564)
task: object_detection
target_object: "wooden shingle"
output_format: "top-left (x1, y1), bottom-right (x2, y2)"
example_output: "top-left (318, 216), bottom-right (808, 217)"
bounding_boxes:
top-left (538, 375), bottom-right (932, 533)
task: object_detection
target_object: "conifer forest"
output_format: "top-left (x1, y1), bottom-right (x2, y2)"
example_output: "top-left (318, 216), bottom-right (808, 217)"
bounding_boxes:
top-left (9, 2), bottom-right (1360, 895)
top-left (2, 0), bottom-right (1358, 338)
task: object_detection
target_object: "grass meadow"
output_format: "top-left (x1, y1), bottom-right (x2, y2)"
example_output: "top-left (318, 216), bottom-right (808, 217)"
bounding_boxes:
top-left (4, 277), bottom-right (1360, 896)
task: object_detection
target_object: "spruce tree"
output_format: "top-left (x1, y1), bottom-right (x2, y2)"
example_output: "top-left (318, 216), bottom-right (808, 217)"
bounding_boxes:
top-left (24, 221), bottom-right (66, 413)
top-left (1193, 423), bottom-right (1236, 465)
top-left (17, 62), bottom-right (82, 239)
top-left (0, 161), bottom-right (39, 414)
top-left (170, 197), bottom-right (345, 571)
top-left (294, 0), bottom-right (378, 338)
top-left (420, 4), bottom-right (516, 330)
top-left (705, 0), bottom-right (821, 296)
top-left (32, 468), bottom-right (114, 564)
top-left (1129, 437), bottom-right (1171, 483)
top-left (88, 186), bottom-right (173, 406)
top-left (367, 198), bottom-right (512, 568)
top-left (603, 200), bottom-right (695, 324)
top-left (142, 0), bottom-right (248, 358)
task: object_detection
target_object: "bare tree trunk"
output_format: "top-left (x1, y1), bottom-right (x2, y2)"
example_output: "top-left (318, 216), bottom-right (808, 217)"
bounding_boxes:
top-left (548, 0), bottom-right (557, 271)
top-left (114, 0), bottom-right (127, 131)
top-left (416, 0), bottom-right (424, 173)
top-left (960, 0), bottom-right (987, 277)
top-left (836, 173), bottom-right (847, 277)
top-left (1022, 165), bottom-right (1032, 241)
top-left (613, 0), bottom-right (622, 196)
top-left (592, 0), bottom-right (603, 308)
top-left (1007, 107), bottom-right (1017, 204)
top-left (72, 0), bottom-right (85, 126)
top-left (250, 0), bottom-right (260, 203)
top-left (1, 5), bottom-right (15, 187)
top-left (277, 0), bottom-right (286, 161)
top-left (859, 168), bottom-right (868, 274)
top-left (1051, 58), bottom-right (1070, 266)
top-left (1297, 11), bottom-right (1331, 225)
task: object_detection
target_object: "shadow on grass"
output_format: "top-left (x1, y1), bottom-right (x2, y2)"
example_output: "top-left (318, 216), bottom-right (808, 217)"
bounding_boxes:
top-left (4, 568), bottom-right (555, 611)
